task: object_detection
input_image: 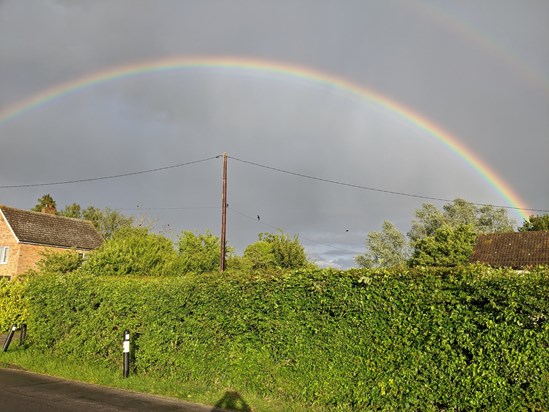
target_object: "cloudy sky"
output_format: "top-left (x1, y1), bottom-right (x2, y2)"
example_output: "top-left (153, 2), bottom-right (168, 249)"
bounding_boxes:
top-left (1, 0), bottom-right (548, 268)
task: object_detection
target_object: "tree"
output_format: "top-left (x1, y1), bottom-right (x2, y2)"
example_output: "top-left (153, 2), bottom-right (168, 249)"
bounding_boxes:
top-left (260, 230), bottom-right (310, 269)
top-left (409, 224), bottom-right (477, 267)
top-left (174, 230), bottom-right (222, 274)
top-left (60, 204), bottom-right (133, 239)
top-left (82, 227), bottom-right (177, 276)
top-left (519, 214), bottom-right (549, 231)
top-left (408, 203), bottom-right (446, 243)
top-left (32, 194), bottom-right (57, 213)
top-left (242, 230), bottom-right (310, 270)
top-left (408, 198), bottom-right (514, 242)
top-left (242, 241), bottom-right (276, 270)
top-left (355, 221), bottom-right (409, 268)
top-left (60, 203), bottom-right (82, 218)
top-left (476, 204), bottom-right (515, 233)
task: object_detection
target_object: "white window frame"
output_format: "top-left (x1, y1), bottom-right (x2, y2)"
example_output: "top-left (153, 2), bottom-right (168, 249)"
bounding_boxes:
top-left (0, 246), bottom-right (8, 264)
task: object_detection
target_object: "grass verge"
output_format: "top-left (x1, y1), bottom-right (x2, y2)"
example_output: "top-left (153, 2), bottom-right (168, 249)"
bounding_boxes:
top-left (0, 346), bottom-right (334, 412)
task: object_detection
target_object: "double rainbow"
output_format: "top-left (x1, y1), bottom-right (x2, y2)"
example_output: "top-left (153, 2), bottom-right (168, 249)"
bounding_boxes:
top-left (0, 56), bottom-right (530, 220)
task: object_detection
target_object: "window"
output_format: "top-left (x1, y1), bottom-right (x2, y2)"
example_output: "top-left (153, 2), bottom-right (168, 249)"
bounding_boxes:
top-left (0, 247), bottom-right (8, 264)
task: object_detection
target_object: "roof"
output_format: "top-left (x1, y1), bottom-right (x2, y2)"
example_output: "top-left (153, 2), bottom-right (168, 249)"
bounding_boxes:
top-left (0, 205), bottom-right (103, 250)
top-left (470, 231), bottom-right (549, 268)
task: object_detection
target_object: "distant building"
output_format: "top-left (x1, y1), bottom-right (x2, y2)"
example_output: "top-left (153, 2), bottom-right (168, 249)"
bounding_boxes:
top-left (0, 205), bottom-right (103, 279)
top-left (470, 231), bottom-right (549, 269)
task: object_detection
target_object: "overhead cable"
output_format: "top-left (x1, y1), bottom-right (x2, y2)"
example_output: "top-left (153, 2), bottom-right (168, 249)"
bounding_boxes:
top-left (0, 155), bottom-right (220, 189)
top-left (228, 156), bottom-right (549, 214)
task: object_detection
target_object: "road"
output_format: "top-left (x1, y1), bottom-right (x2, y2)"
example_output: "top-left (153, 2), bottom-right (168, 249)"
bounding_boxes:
top-left (0, 367), bottom-right (228, 412)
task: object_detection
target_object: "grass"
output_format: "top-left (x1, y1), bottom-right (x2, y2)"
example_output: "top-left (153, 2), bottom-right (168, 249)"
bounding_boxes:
top-left (0, 345), bottom-right (336, 412)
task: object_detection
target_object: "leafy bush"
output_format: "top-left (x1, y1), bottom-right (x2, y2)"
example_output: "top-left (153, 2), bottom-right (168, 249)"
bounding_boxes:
top-left (173, 230), bottom-right (222, 274)
top-left (23, 267), bottom-right (549, 410)
top-left (81, 227), bottom-right (178, 276)
top-left (0, 278), bottom-right (28, 332)
top-left (410, 224), bottom-right (477, 267)
top-left (34, 250), bottom-right (83, 275)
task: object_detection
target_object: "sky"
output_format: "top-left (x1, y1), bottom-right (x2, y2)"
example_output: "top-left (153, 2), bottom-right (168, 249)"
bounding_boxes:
top-left (1, 0), bottom-right (548, 268)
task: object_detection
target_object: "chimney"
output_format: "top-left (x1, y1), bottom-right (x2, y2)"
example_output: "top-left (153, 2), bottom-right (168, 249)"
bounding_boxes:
top-left (41, 204), bottom-right (57, 215)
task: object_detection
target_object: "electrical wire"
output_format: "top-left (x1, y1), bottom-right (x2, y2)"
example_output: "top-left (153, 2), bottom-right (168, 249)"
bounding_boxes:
top-left (0, 156), bottom-right (220, 189)
top-left (228, 155), bottom-right (549, 214)
top-left (118, 206), bottom-right (220, 211)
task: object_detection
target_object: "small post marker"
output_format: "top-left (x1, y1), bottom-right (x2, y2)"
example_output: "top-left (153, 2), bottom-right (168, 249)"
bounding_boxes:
top-left (19, 324), bottom-right (27, 346)
top-left (123, 330), bottom-right (130, 377)
top-left (2, 325), bottom-right (17, 352)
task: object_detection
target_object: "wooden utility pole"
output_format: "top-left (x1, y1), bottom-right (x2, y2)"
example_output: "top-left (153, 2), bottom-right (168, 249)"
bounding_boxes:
top-left (220, 152), bottom-right (228, 272)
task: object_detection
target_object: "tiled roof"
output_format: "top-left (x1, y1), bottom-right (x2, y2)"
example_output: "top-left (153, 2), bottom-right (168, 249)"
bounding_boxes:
top-left (470, 231), bottom-right (549, 268)
top-left (0, 205), bottom-right (103, 250)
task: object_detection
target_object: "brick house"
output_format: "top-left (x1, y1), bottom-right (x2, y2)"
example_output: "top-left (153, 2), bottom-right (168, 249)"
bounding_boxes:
top-left (0, 205), bottom-right (103, 279)
top-left (470, 231), bottom-right (549, 269)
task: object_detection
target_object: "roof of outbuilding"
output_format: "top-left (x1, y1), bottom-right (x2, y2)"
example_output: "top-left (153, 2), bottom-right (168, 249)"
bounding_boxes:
top-left (470, 231), bottom-right (549, 268)
top-left (0, 205), bottom-right (103, 250)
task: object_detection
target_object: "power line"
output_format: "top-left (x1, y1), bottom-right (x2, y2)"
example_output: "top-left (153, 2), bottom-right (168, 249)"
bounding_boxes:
top-left (228, 155), bottom-right (549, 214)
top-left (118, 206), bottom-right (220, 211)
top-left (0, 155), bottom-right (221, 189)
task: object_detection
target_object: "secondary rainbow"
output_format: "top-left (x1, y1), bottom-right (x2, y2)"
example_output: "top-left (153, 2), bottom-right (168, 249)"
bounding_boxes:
top-left (0, 56), bottom-right (530, 220)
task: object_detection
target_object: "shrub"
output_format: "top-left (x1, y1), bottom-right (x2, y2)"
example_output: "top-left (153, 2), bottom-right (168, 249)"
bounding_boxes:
top-left (81, 227), bottom-right (178, 276)
top-left (23, 267), bottom-right (549, 410)
top-left (0, 277), bottom-right (28, 332)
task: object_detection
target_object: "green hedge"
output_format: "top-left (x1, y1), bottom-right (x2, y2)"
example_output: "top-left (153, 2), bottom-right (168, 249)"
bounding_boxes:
top-left (23, 267), bottom-right (549, 410)
top-left (0, 278), bottom-right (28, 333)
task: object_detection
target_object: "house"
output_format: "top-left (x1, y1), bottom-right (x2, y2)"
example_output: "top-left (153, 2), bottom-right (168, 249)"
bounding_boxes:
top-left (470, 231), bottom-right (549, 269)
top-left (0, 205), bottom-right (103, 279)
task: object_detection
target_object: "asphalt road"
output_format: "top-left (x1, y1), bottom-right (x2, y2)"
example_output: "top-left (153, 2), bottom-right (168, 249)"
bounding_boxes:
top-left (0, 367), bottom-right (228, 412)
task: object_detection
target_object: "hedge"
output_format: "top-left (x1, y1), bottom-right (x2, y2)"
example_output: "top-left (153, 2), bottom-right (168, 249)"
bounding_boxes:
top-left (19, 267), bottom-right (549, 410)
top-left (0, 278), bottom-right (28, 333)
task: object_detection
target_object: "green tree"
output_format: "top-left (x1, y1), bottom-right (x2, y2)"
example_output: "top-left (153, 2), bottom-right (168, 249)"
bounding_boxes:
top-left (519, 214), bottom-right (549, 231)
top-left (60, 203), bottom-right (82, 218)
top-left (259, 230), bottom-right (310, 269)
top-left (355, 221), bottom-right (409, 268)
top-left (409, 224), bottom-right (477, 267)
top-left (59, 204), bottom-right (133, 239)
top-left (174, 230), bottom-right (222, 274)
top-left (408, 198), bottom-right (514, 242)
top-left (82, 227), bottom-right (177, 276)
top-left (31, 194), bottom-right (57, 213)
top-left (242, 230), bottom-right (310, 270)
top-left (242, 240), bottom-right (276, 270)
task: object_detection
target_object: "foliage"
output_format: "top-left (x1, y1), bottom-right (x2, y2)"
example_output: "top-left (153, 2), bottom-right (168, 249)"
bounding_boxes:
top-left (81, 227), bottom-right (178, 276)
top-left (33, 250), bottom-right (83, 276)
top-left (60, 205), bottom-right (133, 239)
top-left (409, 224), bottom-right (477, 267)
top-left (0, 277), bottom-right (28, 332)
top-left (355, 220), bottom-right (409, 268)
top-left (59, 203), bottom-right (82, 218)
top-left (173, 230), bottom-right (222, 274)
top-left (408, 198), bottom-right (515, 242)
top-left (22, 267), bottom-right (549, 410)
top-left (31, 194), bottom-right (57, 213)
top-left (245, 230), bottom-right (310, 269)
top-left (242, 240), bottom-right (276, 270)
top-left (519, 214), bottom-right (549, 231)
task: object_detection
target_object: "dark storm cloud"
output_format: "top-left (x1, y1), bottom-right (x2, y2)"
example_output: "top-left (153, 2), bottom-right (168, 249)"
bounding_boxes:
top-left (1, 0), bottom-right (547, 267)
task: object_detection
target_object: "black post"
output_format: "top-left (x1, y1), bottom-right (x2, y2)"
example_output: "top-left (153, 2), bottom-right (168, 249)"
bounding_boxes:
top-left (19, 324), bottom-right (27, 346)
top-left (2, 325), bottom-right (17, 352)
top-left (123, 330), bottom-right (130, 377)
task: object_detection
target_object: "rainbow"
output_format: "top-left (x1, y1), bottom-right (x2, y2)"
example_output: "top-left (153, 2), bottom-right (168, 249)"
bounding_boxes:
top-left (413, 1), bottom-right (549, 96)
top-left (0, 56), bottom-right (530, 220)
